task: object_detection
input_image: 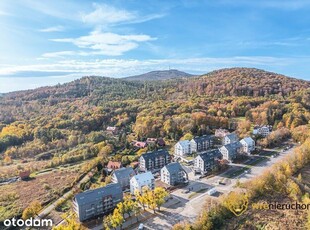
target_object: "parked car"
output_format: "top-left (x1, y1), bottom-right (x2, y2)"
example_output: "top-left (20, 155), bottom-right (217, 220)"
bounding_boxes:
top-left (207, 188), bottom-right (217, 196)
top-left (138, 223), bottom-right (144, 230)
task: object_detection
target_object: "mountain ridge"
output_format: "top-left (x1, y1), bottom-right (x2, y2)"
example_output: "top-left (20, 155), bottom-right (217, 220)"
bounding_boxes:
top-left (124, 69), bottom-right (195, 81)
top-left (1, 68), bottom-right (309, 99)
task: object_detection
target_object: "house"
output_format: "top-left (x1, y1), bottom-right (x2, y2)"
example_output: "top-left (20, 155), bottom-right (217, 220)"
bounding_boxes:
top-left (111, 167), bottom-right (136, 191)
top-left (134, 141), bottom-right (148, 148)
top-left (223, 133), bottom-right (239, 145)
top-left (146, 138), bottom-right (157, 144)
top-left (106, 126), bottom-right (119, 135)
top-left (219, 142), bottom-right (242, 162)
top-left (107, 161), bottom-right (122, 171)
top-left (146, 138), bottom-right (165, 147)
top-left (19, 170), bottom-right (31, 180)
top-left (157, 138), bottom-right (166, 147)
top-left (130, 171), bottom-right (155, 194)
top-left (73, 183), bottom-right (123, 222)
top-left (240, 137), bottom-right (255, 154)
top-left (139, 149), bottom-right (171, 172)
top-left (160, 162), bottom-right (188, 186)
top-left (190, 135), bottom-right (214, 153)
top-left (215, 128), bottom-right (230, 138)
top-left (253, 125), bottom-right (272, 137)
top-left (194, 149), bottom-right (222, 173)
top-left (174, 140), bottom-right (191, 157)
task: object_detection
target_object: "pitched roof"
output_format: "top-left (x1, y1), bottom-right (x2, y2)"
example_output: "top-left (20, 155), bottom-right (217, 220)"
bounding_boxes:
top-left (192, 135), bottom-right (213, 144)
top-left (177, 140), bottom-right (190, 148)
top-left (198, 149), bottom-right (221, 162)
top-left (157, 138), bottom-right (166, 146)
top-left (146, 138), bottom-right (157, 142)
top-left (163, 162), bottom-right (184, 174)
top-left (107, 126), bottom-right (117, 130)
top-left (140, 149), bottom-right (170, 161)
top-left (74, 183), bottom-right (122, 206)
top-left (222, 142), bottom-right (242, 152)
top-left (240, 137), bottom-right (254, 145)
top-left (19, 170), bottom-right (31, 179)
top-left (107, 161), bottom-right (122, 169)
top-left (134, 141), bottom-right (148, 148)
top-left (131, 171), bottom-right (154, 184)
top-left (113, 167), bottom-right (135, 181)
top-left (225, 133), bottom-right (238, 141)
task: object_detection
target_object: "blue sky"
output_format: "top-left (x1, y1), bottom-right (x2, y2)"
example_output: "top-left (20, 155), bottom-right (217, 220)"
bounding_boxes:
top-left (0, 0), bottom-right (310, 92)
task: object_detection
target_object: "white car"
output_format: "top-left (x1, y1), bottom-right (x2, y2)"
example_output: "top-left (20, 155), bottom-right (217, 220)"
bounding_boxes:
top-left (138, 223), bottom-right (144, 230)
top-left (207, 188), bottom-right (217, 196)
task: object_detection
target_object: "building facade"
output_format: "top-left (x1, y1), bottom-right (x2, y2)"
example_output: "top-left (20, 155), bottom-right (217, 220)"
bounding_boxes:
top-left (253, 125), bottom-right (272, 137)
top-left (73, 183), bottom-right (123, 222)
top-left (139, 149), bottom-right (171, 172)
top-left (240, 137), bottom-right (255, 154)
top-left (161, 162), bottom-right (188, 186)
top-left (219, 142), bottom-right (242, 162)
top-left (194, 149), bottom-right (222, 173)
top-left (111, 167), bottom-right (136, 191)
top-left (130, 171), bottom-right (155, 194)
top-left (223, 133), bottom-right (239, 145)
top-left (174, 140), bottom-right (191, 157)
top-left (190, 135), bottom-right (214, 153)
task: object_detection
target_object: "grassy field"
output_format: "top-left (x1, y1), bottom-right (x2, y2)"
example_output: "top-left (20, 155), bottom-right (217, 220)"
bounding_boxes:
top-left (0, 168), bottom-right (81, 221)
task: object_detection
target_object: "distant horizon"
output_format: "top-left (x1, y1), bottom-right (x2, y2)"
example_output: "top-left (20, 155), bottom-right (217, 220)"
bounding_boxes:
top-left (0, 66), bottom-right (309, 94)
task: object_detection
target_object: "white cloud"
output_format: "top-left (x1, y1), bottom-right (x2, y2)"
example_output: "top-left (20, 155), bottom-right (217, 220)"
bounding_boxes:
top-left (0, 56), bottom-right (296, 77)
top-left (80, 3), bottom-right (165, 26)
top-left (51, 30), bottom-right (156, 56)
top-left (42, 51), bottom-right (76, 58)
top-left (39, 25), bottom-right (65, 32)
top-left (81, 3), bottom-right (136, 25)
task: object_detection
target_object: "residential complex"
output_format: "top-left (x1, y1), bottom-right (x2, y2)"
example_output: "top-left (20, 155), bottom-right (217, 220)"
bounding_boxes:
top-left (111, 167), bottom-right (136, 191)
top-left (73, 183), bottom-right (123, 222)
top-left (223, 133), bottom-right (239, 145)
top-left (161, 162), bottom-right (188, 186)
top-left (219, 142), bottom-right (242, 162)
top-left (139, 149), bottom-right (171, 172)
top-left (194, 149), bottom-right (222, 173)
top-left (240, 137), bottom-right (255, 154)
top-left (174, 140), bottom-right (191, 156)
top-left (190, 135), bottom-right (214, 153)
top-left (130, 171), bottom-right (155, 194)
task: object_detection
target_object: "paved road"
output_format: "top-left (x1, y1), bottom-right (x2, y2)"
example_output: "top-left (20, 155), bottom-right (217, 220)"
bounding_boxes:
top-left (126, 146), bottom-right (297, 230)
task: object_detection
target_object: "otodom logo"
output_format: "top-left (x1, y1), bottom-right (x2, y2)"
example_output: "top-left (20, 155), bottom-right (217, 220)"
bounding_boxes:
top-left (225, 192), bottom-right (249, 216)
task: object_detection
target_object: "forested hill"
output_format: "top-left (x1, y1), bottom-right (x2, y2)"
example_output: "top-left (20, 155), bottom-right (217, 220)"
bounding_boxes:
top-left (3, 68), bottom-right (309, 102)
top-left (124, 69), bottom-right (194, 81)
top-left (0, 67), bottom-right (309, 155)
top-left (178, 68), bottom-right (310, 97)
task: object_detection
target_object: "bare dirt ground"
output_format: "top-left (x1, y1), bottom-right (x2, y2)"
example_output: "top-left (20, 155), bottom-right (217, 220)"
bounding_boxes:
top-left (0, 169), bottom-right (79, 221)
